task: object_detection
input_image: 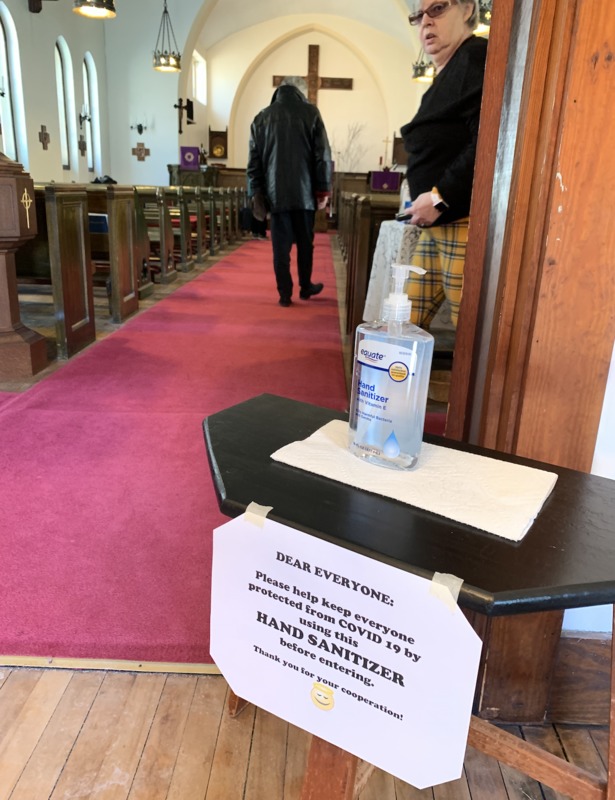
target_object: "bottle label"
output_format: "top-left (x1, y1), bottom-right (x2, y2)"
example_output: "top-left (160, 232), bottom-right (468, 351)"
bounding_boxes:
top-left (350, 330), bottom-right (432, 467)
top-left (353, 341), bottom-right (418, 459)
top-left (356, 340), bottom-right (417, 389)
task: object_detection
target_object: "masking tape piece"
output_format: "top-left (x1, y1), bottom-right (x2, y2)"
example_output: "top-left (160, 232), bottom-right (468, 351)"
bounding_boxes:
top-left (244, 502), bottom-right (273, 528)
top-left (429, 572), bottom-right (464, 612)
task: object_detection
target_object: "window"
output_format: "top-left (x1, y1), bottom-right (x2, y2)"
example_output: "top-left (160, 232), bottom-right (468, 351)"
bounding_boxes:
top-left (192, 52), bottom-right (207, 106)
top-left (0, 2), bottom-right (27, 167)
top-left (83, 52), bottom-right (102, 176)
top-left (82, 58), bottom-right (93, 171)
top-left (0, 16), bottom-right (16, 159)
top-left (55, 37), bottom-right (77, 173)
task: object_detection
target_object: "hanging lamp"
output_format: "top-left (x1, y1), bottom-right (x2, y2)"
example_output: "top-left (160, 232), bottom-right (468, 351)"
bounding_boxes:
top-left (153, 0), bottom-right (182, 73)
top-left (412, 49), bottom-right (435, 83)
top-left (475, 0), bottom-right (492, 36)
top-left (72, 0), bottom-right (116, 19)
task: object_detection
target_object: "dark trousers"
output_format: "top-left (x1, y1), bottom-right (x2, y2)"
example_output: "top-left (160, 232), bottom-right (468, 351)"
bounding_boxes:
top-left (269, 210), bottom-right (316, 299)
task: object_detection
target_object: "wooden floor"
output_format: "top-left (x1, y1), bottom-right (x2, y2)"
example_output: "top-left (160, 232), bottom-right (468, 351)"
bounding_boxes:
top-left (0, 666), bottom-right (609, 799)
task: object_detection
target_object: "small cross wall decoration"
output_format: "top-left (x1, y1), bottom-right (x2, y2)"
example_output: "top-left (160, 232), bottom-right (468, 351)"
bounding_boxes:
top-left (132, 142), bottom-right (150, 162)
top-left (78, 135), bottom-right (87, 157)
top-left (38, 125), bottom-right (50, 150)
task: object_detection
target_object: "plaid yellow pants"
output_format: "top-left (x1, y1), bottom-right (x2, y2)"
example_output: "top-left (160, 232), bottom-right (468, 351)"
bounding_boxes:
top-left (406, 218), bottom-right (469, 328)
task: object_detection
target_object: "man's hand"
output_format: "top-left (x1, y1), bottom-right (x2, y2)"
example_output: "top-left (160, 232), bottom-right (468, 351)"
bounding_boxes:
top-left (316, 192), bottom-right (330, 211)
top-left (252, 192), bottom-right (268, 222)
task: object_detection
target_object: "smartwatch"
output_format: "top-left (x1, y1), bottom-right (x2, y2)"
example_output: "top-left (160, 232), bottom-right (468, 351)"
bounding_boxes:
top-left (431, 187), bottom-right (448, 213)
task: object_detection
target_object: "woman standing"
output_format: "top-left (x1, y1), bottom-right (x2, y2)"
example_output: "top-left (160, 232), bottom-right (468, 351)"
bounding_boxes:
top-left (399, 0), bottom-right (488, 327)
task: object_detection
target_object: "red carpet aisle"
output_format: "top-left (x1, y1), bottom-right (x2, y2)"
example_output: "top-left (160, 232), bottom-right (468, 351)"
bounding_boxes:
top-left (0, 234), bottom-right (348, 667)
top-left (0, 393), bottom-right (17, 411)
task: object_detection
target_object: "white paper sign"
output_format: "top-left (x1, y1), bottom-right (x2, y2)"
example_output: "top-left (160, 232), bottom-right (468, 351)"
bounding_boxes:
top-left (211, 513), bottom-right (482, 790)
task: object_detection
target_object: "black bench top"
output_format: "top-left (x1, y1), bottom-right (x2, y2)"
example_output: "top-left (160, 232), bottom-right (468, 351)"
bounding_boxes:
top-left (203, 394), bottom-right (615, 616)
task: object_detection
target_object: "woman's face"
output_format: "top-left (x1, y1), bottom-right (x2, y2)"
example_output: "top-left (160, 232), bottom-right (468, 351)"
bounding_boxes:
top-left (413, 1), bottom-right (474, 70)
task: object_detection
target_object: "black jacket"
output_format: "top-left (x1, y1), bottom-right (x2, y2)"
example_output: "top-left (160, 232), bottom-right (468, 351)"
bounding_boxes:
top-left (401, 36), bottom-right (488, 225)
top-left (247, 85), bottom-right (332, 213)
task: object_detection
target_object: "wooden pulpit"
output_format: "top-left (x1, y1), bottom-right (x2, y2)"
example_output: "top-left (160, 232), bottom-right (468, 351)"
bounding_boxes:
top-left (0, 152), bottom-right (48, 379)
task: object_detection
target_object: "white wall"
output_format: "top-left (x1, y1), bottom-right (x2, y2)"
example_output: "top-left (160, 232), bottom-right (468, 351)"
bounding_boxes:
top-left (3, 0), bottom-right (108, 183)
top-left (212, 23), bottom-right (400, 170)
top-left (197, 9), bottom-right (424, 172)
top-left (3, 0), bottom-right (423, 183)
top-left (101, 1), bottom-right (424, 182)
top-left (564, 341), bottom-right (615, 633)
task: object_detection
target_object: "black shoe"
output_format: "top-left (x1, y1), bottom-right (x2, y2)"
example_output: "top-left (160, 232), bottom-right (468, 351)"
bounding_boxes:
top-left (299, 282), bottom-right (324, 299)
top-left (279, 296), bottom-right (292, 307)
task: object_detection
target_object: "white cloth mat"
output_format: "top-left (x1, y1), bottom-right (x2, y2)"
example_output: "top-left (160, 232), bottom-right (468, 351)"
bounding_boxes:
top-left (270, 420), bottom-right (558, 542)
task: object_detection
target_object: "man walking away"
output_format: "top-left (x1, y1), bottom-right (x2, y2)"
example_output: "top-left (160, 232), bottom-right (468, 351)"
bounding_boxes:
top-left (247, 76), bottom-right (332, 307)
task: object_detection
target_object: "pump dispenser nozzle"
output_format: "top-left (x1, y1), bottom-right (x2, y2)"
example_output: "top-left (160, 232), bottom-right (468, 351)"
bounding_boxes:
top-left (383, 263), bottom-right (426, 322)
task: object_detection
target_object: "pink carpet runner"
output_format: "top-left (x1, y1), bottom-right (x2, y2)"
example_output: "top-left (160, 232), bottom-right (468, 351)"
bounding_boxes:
top-left (0, 235), bottom-right (349, 665)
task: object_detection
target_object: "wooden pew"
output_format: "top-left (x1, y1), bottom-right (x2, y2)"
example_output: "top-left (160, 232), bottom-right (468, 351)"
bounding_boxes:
top-left (205, 187), bottom-right (223, 256)
top-left (86, 184), bottom-right (146, 324)
top-left (337, 191), bottom-right (358, 261)
top-left (236, 187), bottom-right (248, 238)
top-left (223, 188), bottom-right (235, 244)
top-left (132, 188), bottom-right (155, 299)
top-left (340, 192), bottom-right (399, 336)
top-left (134, 185), bottom-right (178, 284)
top-left (15, 184), bottom-right (96, 359)
top-left (226, 187), bottom-right (244, 243)
top-left (215, 188), bottom-right (231, 251)
top-left (211, 171), bottom-right (250, 242)
top-left (165, 186), bottom-right (197, 272)
top-left (215, 167), bottom-right (248, 190)
top-left (182, 186), bottom-right (209, 266)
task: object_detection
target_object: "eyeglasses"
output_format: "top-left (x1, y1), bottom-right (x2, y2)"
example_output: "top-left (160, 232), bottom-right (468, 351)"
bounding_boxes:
top-left (408, 0), bottom-right (457, 25)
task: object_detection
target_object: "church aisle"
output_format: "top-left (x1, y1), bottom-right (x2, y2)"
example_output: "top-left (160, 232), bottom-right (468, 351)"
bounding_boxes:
top-left (0, 234), bottom-right (348, 668)
top-left (1, 249), bottom-right (233, 395)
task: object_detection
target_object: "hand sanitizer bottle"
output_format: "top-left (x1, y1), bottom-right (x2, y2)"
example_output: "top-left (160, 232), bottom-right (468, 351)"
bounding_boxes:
top-left (348, 264), bottom-right (435, 470)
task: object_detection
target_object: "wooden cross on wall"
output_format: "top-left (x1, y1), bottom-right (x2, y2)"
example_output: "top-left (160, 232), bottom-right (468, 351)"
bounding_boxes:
top-left (38, 125), bottom-right (50, 150)
top-left (273, 44), bottom-right (353, 106)
top-left (174, 98), bottom-right (195, 135)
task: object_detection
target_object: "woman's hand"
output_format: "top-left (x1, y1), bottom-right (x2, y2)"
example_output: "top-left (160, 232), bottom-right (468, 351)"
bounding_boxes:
top-left (407, 192), bottom-right (442, 227)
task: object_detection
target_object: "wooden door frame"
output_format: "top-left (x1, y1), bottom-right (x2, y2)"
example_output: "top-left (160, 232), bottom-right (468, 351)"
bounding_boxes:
top-left (449, 0), bottom-right (613, 471)
top-left (445, 0), bottom-right (615, 721)
top-left (446, 0), bottom-right (567, 447)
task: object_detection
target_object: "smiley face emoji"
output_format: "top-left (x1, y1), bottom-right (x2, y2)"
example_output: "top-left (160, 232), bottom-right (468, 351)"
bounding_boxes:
top-left (310, 682), bottom-right (335, 711)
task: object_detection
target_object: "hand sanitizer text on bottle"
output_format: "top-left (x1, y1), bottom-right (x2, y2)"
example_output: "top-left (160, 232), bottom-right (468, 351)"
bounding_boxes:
top-left (348, 264), bottom-right (434, 470)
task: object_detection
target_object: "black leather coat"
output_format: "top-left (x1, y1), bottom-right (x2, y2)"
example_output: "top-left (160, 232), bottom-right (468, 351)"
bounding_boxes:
top-left (247, 85), bottom-right (332, 213)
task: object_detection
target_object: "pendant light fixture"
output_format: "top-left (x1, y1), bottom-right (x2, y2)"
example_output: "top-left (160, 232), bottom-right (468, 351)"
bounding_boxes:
top-left (72, 0), bottom-right (116, 20)
top-left (412, 49), bottom-right (435, 83)
top-left (153, 0), bottom-right (182, 73)
top-left (475, 0), bottom-right (492, 36)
